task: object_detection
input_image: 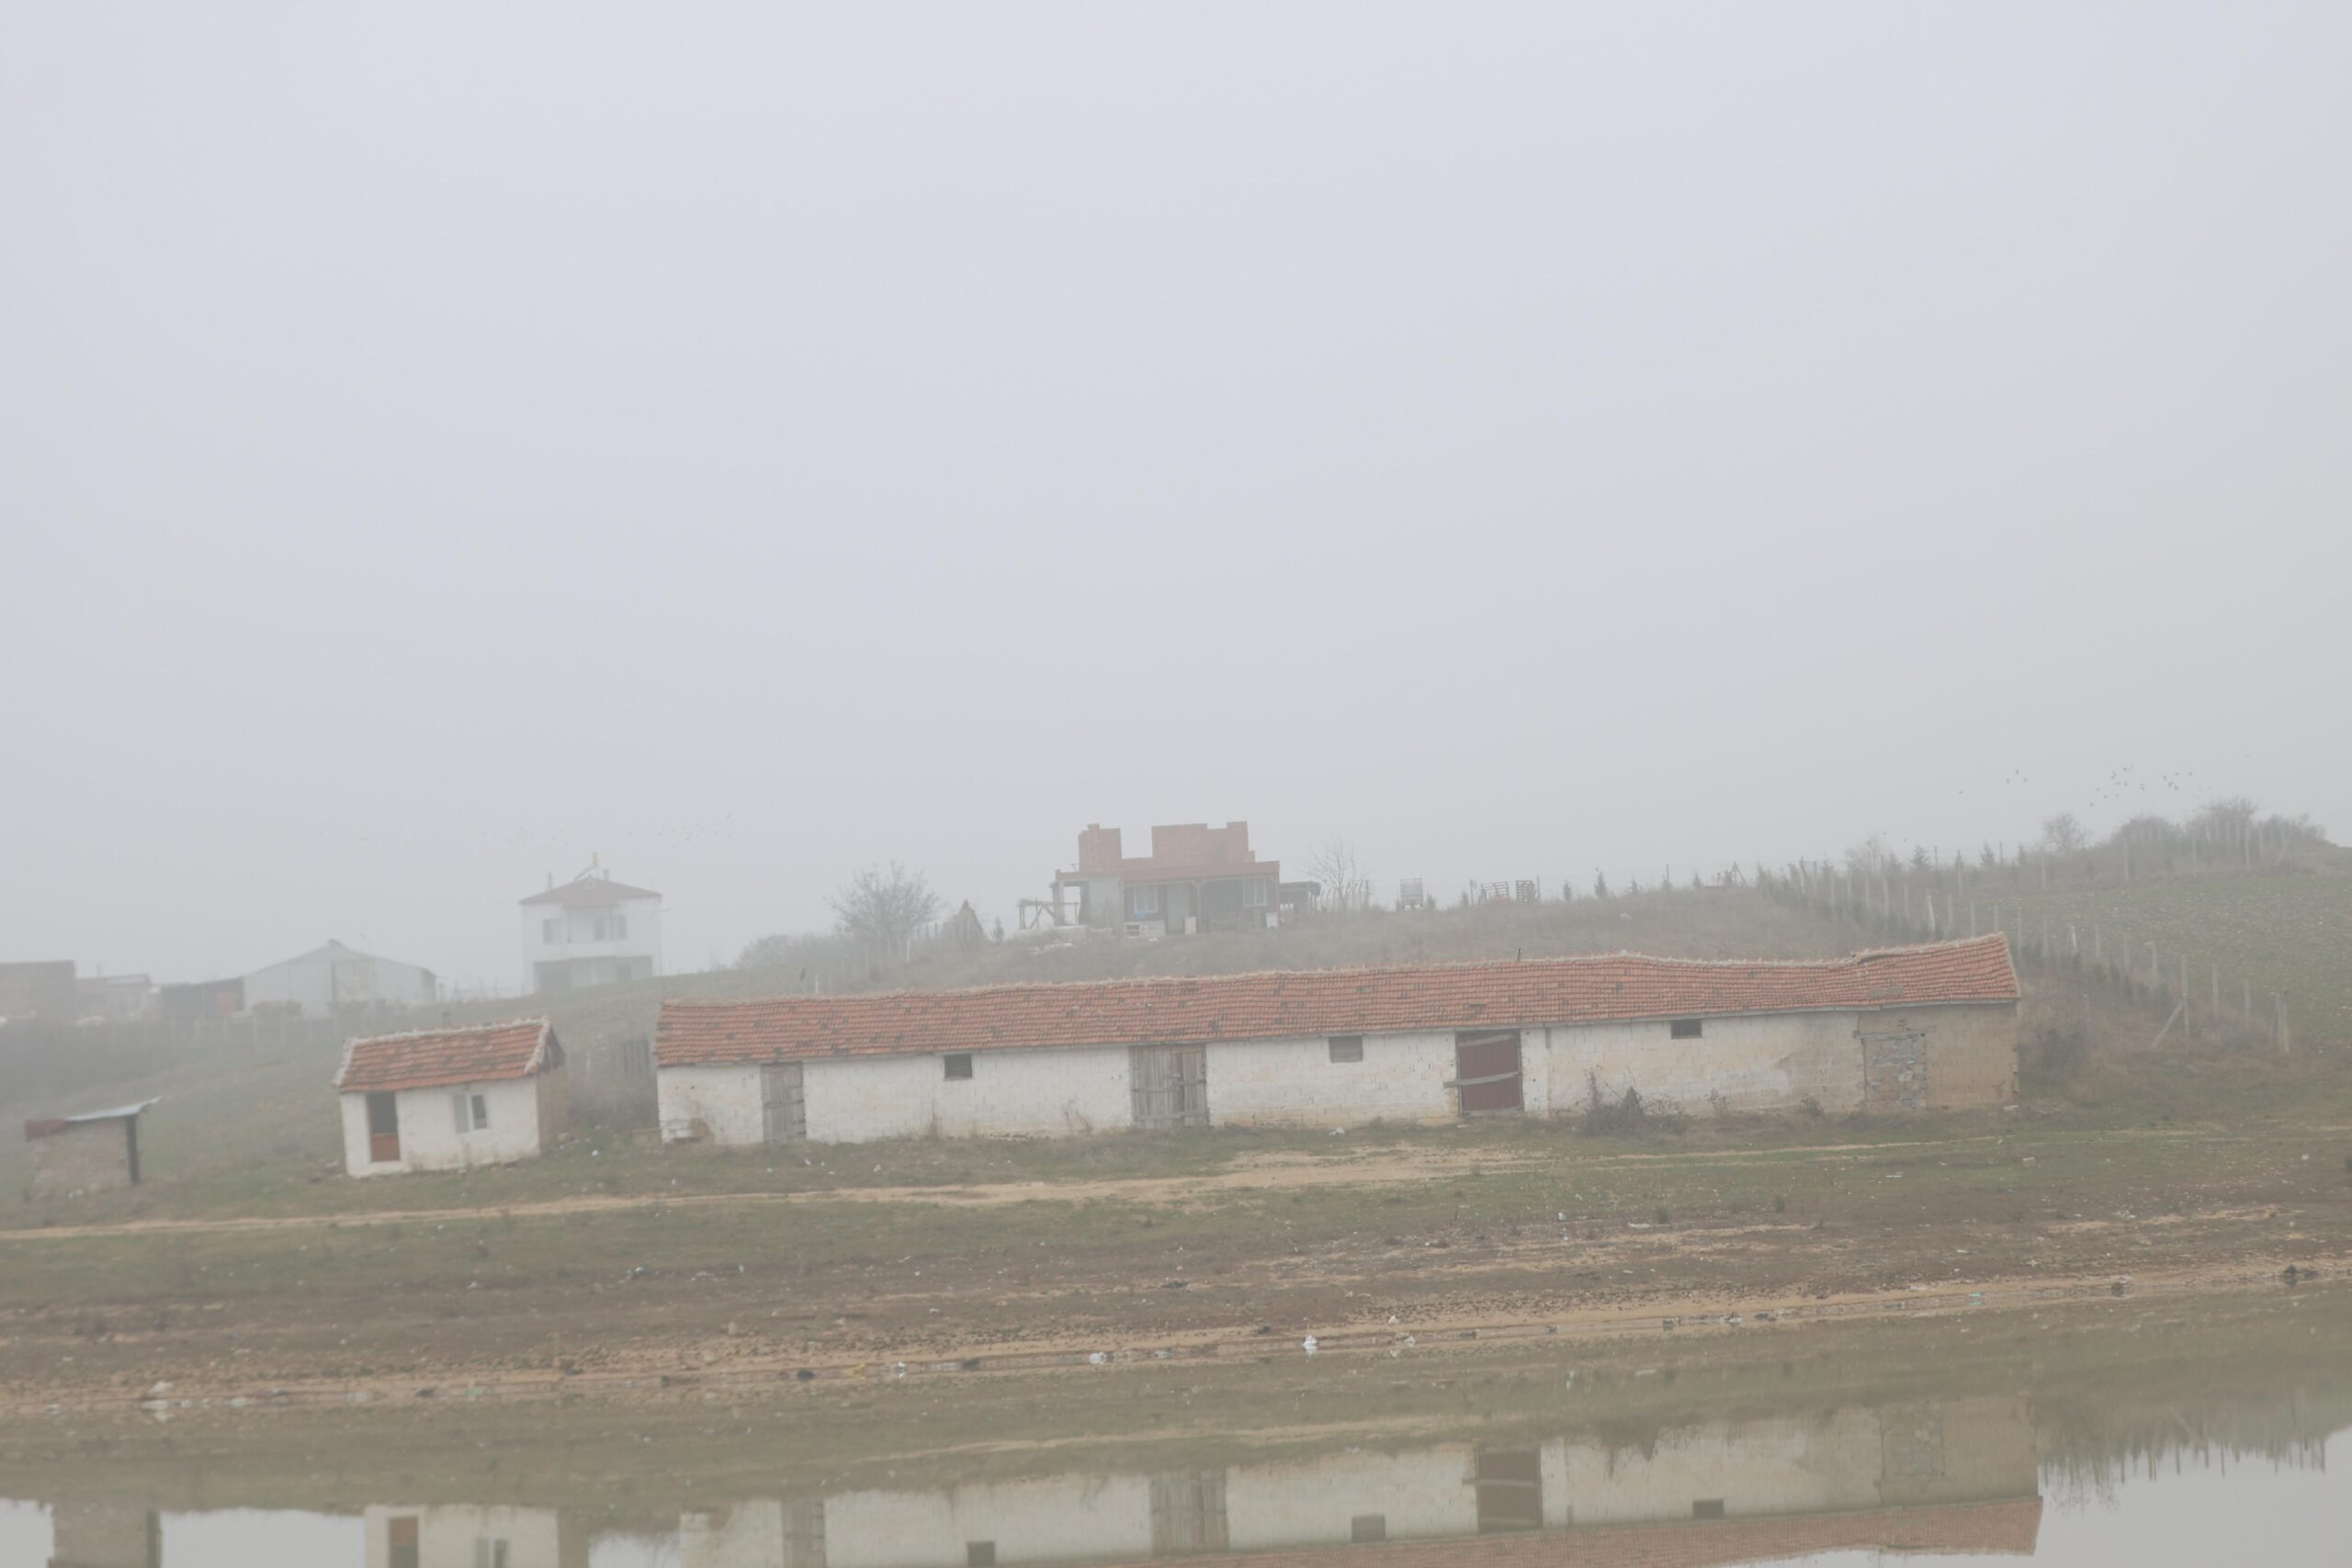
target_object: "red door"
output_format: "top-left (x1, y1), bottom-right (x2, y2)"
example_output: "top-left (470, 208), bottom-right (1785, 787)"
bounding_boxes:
top-left (1453, 1031), bottom-right (1524, 1114)
top-left (367, 1091), bottom-right (401, 1162)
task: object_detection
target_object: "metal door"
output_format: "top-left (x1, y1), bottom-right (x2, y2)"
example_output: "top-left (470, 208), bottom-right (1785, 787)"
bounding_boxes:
top-left (367, 1090), bottom-right (401, 1162)
top-left (1453, 1030), bottom-right (1524, 1114)
top-left (762, 1063), bottom-right (807, 1143)
top-left (1131, 1045), bottom-right (1209, 1130)
top-left (1472, 1446), bottom-right (1544, 1532)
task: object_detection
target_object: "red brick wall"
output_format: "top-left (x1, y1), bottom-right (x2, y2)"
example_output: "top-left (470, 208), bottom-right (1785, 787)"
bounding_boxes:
top-left (1145, 822), bottom-right (1253, 868)
top-left (1079, 826), bottom-right (1124, 874)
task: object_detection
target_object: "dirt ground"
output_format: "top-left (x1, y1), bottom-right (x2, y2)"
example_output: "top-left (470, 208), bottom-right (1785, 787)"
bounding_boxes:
top-left (6, 1111), bottom-right (2349, 1414)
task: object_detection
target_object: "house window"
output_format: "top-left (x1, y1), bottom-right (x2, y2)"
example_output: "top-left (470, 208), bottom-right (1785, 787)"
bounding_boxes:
top-left (1692, 1500), bottom-right (1726, 1519)
top-left (1129, 885), bottom-right (1160, 919)
top-left (474, 1542), bottom-right (511, 1568)
top-left (542, 919), bottom-right (561, 943)
top-left (1242, 878), bottom-right (1268, 908)
top-left (944, 1053), bottom-right (974, 1080)
top-left (967, 1545), bottom-right (996, 1568)
top-left (1669, 1018), bottom-right (1703, 1039)
top-left (453, 1092), bottom-right (490, 1133)
top-left (1328, 1035), bottom-right (1364, 1063)
top-left (593, 914), bottom-right (628, 941)
top-left (1351, 1517), bottom-right (1387, 1544)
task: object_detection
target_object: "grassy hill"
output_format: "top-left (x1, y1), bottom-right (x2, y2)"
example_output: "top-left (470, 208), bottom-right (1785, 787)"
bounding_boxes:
top-left (1780, 849), bottom-right (2352, 1053)
top-left (1973, 863), bottom-right (2352, 1049)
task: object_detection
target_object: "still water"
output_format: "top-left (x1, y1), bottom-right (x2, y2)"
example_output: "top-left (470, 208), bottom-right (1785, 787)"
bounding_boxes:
top-left (6, 1292), bottom-right (2346, 1568)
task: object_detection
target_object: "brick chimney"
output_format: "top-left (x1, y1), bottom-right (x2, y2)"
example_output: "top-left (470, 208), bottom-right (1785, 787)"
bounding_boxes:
top-left (1077, 824), bottom-right (1123, 874)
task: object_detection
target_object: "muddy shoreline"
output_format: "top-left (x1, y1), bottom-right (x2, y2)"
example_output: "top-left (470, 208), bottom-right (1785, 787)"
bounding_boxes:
top-left (8, 1117), bottom-right (2349, 1413)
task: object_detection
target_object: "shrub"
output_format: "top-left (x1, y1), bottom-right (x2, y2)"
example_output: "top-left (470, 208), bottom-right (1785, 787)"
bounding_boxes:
top-left (1578, 1072), bottom-right (1690, 1136)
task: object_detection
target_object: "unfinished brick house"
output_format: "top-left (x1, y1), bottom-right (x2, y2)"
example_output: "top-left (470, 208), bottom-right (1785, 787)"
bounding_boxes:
top-left (334, 1019), bottom-right (569, 1177)
top-left (654, 935), bottom-right (2018, 1146)
top-left (1051, 822), bottom-right (1282, 935)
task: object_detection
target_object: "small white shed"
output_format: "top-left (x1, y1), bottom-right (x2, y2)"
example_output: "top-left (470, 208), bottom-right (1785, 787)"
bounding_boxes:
top-left (334, 1019), bottom-right (567, 1177)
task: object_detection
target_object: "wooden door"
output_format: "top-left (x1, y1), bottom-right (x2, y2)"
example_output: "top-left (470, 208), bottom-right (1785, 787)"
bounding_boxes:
top-left (762, 1063), bottom-right (807, 1143)
top-left (367, 1091), bottom-right (401, 1162)
top-left (1453, 1030), bottom-right (1524, 1114)
top-left (1131, 1045), bottom-right (1209, 1130)
top-left (780, 1497), bottom-right (827, 1568)
top-left (389, 1516), bottom-right (421, 1568)
top-left (1149, 1470), bottom-right (1229, 1553)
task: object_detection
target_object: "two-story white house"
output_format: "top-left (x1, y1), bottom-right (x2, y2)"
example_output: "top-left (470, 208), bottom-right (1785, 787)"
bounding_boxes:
top-left (520, 870), bottom-right (663, 992)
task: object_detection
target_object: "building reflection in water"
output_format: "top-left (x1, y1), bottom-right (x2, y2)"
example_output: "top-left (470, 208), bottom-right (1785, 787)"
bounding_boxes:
top-left (680, 1396), bottom-right (2041, 1568)
top-left (358, 1505), bottom-right (588, 1568)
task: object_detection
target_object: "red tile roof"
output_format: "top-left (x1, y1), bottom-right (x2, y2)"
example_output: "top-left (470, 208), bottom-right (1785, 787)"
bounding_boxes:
top-left (334, 1019), bottom-right (561, 1093)
top-left (1082, 1496), bottom-right (2041, 1568)
top-left (520, 876), bottom-right (661, 908)
top-left (657, 936), bottom-right (2018, 1067)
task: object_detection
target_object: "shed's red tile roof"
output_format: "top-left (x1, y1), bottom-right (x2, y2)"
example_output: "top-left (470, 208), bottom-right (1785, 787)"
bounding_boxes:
top-left (657, 936), bottom-right (2017, 1067)
top-left (1080, 1496), bottom-right (2041, 1568)
top-left (334, 1019), bottom-right (560, 1093)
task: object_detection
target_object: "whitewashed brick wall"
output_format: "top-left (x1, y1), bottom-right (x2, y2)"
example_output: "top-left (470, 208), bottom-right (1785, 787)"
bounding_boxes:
top-left (1541, 1010), bottom-right (1870, 1117)
top-left (806, 1048), bottom-right (1134, 1143)
top-left (653, 1001), bottom-right (2016, 1147)
top-left (820, 1475), bottom-right (1156, 1568)
top-left (1205, 1031), bottom-right (1458, 1127)
top-left (362, 1505), bottom-right (572, 1568)
top-left (658, 1064), bottom-right (770, 1145)
top-left (707, 1396), bottom-right (2030, 1566)
top-left (1223, 1446), bottom-right (1484, 1545)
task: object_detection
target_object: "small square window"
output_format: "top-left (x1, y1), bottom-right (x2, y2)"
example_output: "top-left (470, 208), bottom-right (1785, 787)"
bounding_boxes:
top-left (944, 1053), bottom-right (974, 1080)
top-left (470, 1093), bottom-right (490, 1130)
top-left (1691, 1499), bottom-right (1725, 1520)
top-left (1242, 878), bottom-right (1269, 908)
top-left (1350, 1516), bottom-right (1387, 1543)
top-left (1129, 885), bottom-right (1161, 918)
top-left (1669, 1018), bottom-right (1703, 1039)
top-left (967, 1545), bottom-right (996, 1567)
top-left (1328, 1035), bottom-right (1364, 1063)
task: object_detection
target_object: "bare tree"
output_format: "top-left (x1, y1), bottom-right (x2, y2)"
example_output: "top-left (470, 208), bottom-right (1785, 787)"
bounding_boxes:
top-left (2040, 812), bottom-right (2087, 855)
top-left (1304, 835), bottom-right (1373, 914)
top-left (831, 862), bottom-right (942, 950)
top-left (1843, 835), bottom-right (1894, 875)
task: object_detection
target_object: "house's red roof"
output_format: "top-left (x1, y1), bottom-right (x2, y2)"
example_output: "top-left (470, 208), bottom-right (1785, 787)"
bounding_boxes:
top-left (656, 936), bottom-right (2018, 1068)
top-left (521, 876), bottom-right (661, 908)
top-left (334, 1019), bottom-right (561, 1093)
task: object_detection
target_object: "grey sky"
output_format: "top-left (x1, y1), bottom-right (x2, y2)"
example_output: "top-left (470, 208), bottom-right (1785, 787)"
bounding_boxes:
top-left (4, 3), bottom-right (2345, 993)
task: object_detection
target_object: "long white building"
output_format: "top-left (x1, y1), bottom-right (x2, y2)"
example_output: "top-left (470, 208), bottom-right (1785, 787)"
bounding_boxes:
top-left (656, 936), bottom-right (2018, 1147)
